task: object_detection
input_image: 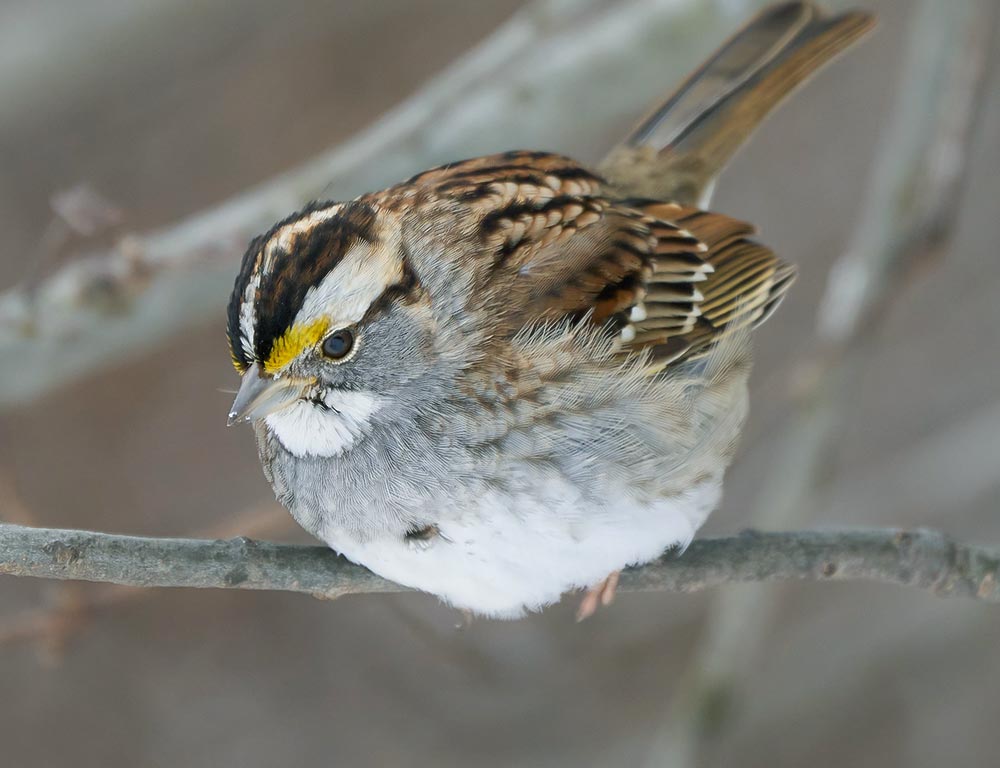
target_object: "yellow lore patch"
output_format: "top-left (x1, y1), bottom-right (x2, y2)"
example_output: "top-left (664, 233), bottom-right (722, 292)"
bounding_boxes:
top-left (263, 318), bottom-right (330, 374)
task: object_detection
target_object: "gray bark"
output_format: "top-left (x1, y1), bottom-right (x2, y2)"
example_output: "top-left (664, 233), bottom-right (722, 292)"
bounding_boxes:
top-left (1, 523), bottom-right (997, 603)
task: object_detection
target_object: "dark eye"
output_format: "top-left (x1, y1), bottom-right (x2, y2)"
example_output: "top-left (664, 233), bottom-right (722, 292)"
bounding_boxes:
top-left (321, 328), bottom-right (355, 360)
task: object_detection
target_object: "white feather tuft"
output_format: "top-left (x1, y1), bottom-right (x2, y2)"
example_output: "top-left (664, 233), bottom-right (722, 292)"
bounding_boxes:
top-left (266, 391), bottom-right (381, 457)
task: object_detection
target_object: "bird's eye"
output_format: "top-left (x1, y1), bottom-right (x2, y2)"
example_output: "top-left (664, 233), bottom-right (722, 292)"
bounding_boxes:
top-left (321, 328), bottom-right (355, 360)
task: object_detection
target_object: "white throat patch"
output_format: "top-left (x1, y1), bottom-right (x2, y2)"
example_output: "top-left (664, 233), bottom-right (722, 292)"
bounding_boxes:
top-left (265, 390), bottom-right (381, 458)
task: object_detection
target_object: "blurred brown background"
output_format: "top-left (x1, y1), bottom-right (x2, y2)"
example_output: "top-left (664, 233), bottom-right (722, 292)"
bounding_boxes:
top-left (1, 0), bottom-right (998, 766)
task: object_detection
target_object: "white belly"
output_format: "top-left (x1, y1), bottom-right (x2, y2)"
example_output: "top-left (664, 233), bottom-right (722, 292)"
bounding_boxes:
top-left (321, 477), bottom-right (721, 618)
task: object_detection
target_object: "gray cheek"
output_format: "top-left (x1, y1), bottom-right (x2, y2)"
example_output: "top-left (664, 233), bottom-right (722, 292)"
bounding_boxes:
top-left (360, 315), bottom-right (432, 392)
top-left (299, 310), bottom-right (431, 396)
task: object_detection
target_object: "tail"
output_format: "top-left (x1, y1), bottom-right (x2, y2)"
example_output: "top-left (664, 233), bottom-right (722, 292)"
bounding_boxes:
top-left (600, 2), bottom-right (875, 206)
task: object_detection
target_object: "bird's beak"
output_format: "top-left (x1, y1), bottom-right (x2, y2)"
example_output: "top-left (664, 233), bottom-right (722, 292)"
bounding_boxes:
top-left (227, 364), bottom-right (313, 426)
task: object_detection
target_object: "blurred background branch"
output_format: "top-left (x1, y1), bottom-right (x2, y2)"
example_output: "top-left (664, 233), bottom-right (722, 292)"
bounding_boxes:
top-left (1, 522), bottom-right (998, 603)
top-left (648, 0), bottom-right (997, 764)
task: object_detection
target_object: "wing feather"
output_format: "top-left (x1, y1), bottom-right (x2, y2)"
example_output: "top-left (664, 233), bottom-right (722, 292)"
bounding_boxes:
top-left (402, 152), bottom-right (794, 371)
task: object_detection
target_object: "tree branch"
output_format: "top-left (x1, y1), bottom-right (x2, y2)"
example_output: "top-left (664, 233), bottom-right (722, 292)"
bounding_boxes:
top-left (1, 523), bottom-right (997, 604)
top-left (0, 501), bottom-right (290, 653)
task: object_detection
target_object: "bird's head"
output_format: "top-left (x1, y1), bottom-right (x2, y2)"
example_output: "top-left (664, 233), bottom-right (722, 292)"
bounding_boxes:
top-left (226, 199), bottom-right (434, 457)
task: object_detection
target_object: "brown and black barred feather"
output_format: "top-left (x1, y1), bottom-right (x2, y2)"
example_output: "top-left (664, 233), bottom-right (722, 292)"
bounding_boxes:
top-left (629, 201), bottom-right (796, 369)
top-left (402, 150), bottom-right (794, 372)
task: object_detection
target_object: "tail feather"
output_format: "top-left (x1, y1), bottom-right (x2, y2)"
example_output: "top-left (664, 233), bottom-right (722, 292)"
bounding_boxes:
top-left (600, 2), bottom-right (875, 205)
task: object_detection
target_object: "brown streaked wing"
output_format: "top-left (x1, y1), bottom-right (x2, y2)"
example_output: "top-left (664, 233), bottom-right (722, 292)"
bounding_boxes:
top-left (628, 201), bottom-right (796, 370)
top-left (403, 153), bottom-right (792, 369)
top-left (409, 152), bottom-right (716, 339)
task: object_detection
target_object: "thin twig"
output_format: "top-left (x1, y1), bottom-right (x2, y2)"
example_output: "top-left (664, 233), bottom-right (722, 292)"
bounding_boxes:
top-left (0, 523), bottom-right (997, 604)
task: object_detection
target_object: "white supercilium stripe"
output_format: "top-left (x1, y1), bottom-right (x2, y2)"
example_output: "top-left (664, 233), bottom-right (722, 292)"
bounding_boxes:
top-left (294, 217), bottom-right (403, 329)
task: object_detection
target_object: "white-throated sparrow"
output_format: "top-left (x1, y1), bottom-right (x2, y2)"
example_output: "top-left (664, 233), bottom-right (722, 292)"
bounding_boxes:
top-left (227, 2), bottom-right (873, 618)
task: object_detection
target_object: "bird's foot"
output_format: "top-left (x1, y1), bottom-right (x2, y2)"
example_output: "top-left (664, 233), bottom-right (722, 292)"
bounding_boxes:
top-left (576, 570), bottom-right (620, 622)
